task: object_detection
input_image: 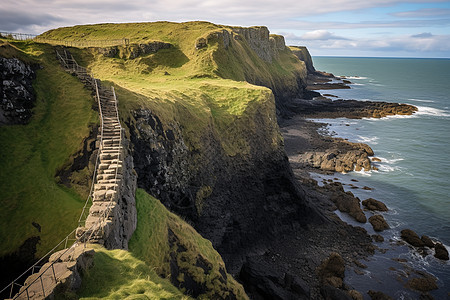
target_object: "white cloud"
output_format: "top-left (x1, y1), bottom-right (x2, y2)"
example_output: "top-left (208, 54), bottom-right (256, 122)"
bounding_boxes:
top-left (392, 8), bottom-right (450, 18)
top-left (301, 30), bottom-right (348, 40)
top-left (1, 0), bottom-right (449, 34)
top-left (299, 33), bottom-right (450, 53)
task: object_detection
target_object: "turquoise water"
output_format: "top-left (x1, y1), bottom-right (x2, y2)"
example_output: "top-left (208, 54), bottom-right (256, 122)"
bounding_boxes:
top-left (310, 57), bottom-right (450, 298)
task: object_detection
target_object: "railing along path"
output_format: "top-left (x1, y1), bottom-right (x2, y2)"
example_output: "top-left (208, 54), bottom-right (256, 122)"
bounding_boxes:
top-left (0, 49), bottom-right (124, 299)
top-left (0, 31), bottom-right (129, 47)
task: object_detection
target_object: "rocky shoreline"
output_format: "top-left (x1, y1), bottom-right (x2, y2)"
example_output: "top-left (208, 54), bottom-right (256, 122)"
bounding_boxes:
top-left (278, 74), bottom-right (448, 299)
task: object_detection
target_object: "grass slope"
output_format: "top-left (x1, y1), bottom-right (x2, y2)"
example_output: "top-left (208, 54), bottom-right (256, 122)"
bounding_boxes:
top-left (75, 245), bottom-right (191, 300)
top-left (128, 189), bottom-right (248, 299)
top-left (0, 40), bottom-right (97, 257)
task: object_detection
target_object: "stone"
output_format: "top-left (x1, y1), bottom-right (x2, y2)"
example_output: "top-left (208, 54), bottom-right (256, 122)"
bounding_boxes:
top-left (0, 57), bottom-right (37, 125)
top-left (348, 289), bottom-right (364, 300)
top-left (434, 243), bottom-right (449, 260)
top-left (372, 234), bottom-right (384, 243)
top-left (368, 290), bottom-right (393, 300)
top-left (421, 235), bottom-right (435, 248)
top-left (407, 276), bottom-right (438, 292)
top-left (317, 252), bottom-right (345, 288)
top-left (362, 198), bottom-right (388, 211)
top-left (401, 229), bottom-right (425, 247)
top-left (330, 191), bottom-right (367, 223)
top-left (368, 215), bottom-right (389, 232)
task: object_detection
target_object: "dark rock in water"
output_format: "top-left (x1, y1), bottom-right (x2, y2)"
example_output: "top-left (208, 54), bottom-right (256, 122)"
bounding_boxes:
top-left (320, 285), bottom-right (352, 300)
top-left (372, 234), bottom-right (384, 242)
top-left (434, 243), bottom-right (449, 260)
top-left (369, 215), bottom-right (389, 232)
top-left (317, 252), bottom-right (345, 288)
top-left (239, 257), bottom-right (310, 299)
top-left (289, 98), bottom-right (418, 119)
top-left (371, 157), bottom-right (382, 162)
top-left (348, 290), bottom-right (364, 300)
top-left (329, 187), bottom-right (366, 223)
top-left (362, 198), bottom-right (388, 212)
top-left (421, 235), bottom-right (435, 248)
top-left (367, 290), bottom-right (393, 300)
top-left (362, 186), bottom-right (372, 190)
top-left (407, 276), bottom-right (438, 292)
top-left (401, 229), bottom-right (425, 247)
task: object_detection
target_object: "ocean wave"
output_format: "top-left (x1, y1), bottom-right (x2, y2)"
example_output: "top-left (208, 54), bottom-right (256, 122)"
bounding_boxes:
top-left (414, 106), bottom-right (450, 117)
top-left (340, 76), bottom-right (369, 80)
top-left (356, 135), bottom-right (378, 144)
top-left (375, 164), bottom-right (401, 173)
top-left (350, 83), bottom-right (365, 86)
top-left (376, 157), bottom-right (404, 164)
top-left (352, 169), bottom-right (372, 176)
top-left (408, 98), bottom-right (435, 103)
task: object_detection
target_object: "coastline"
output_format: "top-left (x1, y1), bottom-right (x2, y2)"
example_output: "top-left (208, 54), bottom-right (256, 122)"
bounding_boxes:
top-left (280, 73), bottom-right (449, 298)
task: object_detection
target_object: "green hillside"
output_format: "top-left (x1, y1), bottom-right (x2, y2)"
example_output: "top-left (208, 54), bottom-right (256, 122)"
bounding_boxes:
top-left (0, 40), bottom-right (97, 257)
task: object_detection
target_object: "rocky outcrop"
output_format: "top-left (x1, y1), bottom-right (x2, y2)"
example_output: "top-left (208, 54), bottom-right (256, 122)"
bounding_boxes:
top-left (128, 106), bottom-right (320, 275)
top-left (15, 245), bottom-right (95, 299)
top-left (298, 148), bottom-right (372, 173)
top-left (198, 26), bottom-right (307, 117)
top-left (401, 229), bottom-right (425, 247)
top-left (0, 57), bottom-right (37, 125)
top-left (289, 98), bottom-right (418, 119)
top-left (434, 243), bottom-right (449, 260)
top-left (327, 183), bottom-right (366, 223)
top-left (368, 215), bottom-right (389, 232)
top-left (290, 46), bottom-right (316, 74)
top-left (362, 198), bottom-right (388, 212)
top-left (98, 41), bottom-right (172, 59)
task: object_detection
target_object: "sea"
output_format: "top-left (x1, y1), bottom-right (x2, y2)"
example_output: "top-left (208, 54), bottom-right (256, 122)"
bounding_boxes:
top-left (310, 57), bottom-right (450, 299)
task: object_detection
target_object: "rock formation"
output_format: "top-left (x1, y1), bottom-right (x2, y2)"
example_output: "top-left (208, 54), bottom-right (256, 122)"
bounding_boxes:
top-left (0, 57), bottom-right (37, 125)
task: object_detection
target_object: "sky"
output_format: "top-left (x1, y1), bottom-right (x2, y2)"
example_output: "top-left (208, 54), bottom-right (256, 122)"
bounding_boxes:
top-left (1, 0), bottom-right (450, 58)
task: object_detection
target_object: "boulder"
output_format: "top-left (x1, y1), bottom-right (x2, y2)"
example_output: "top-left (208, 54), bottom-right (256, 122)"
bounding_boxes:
top-left (421, 235), bottom-right (435, 248)
top-left (331, 191), bottom-right (366, 223)
top-left (362, 198), bottom-right (388, 212)
top-left (434, 243), bottom-right (449, 260)
top-left (401, 229), bottom-right (424, 247)
top-left (317, 252), bottom-right (345, 288)
top-left (368, 215), bottom-right (389, 232)
top-left (372, 234), bottom-right (384, 243)
top-left (367, 290), bottom-right (393, 300)
top-left (407, 276), bottom-right (438, 292)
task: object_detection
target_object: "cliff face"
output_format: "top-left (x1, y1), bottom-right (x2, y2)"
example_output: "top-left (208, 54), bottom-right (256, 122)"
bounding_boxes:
top-left (0, 57), bottom-right (37, 125)
top-left (203, 26), bottom-right (308, 116)
top-left (289, 46), bottom-right (316, 74)
top-left (128, 94), bottom-right (317, 274)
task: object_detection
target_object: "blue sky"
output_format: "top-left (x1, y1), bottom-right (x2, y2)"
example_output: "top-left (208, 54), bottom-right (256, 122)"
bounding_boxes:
top-left (1, 0), bottom-right (449, 57)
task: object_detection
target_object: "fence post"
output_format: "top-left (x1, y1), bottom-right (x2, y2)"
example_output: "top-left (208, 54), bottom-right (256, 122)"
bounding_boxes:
top-left (40, 276), bottom-right (45, 298)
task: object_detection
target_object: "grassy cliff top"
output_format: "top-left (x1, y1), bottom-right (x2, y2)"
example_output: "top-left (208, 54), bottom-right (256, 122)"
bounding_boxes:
top-left (40, 21), bottom-right (305, 156)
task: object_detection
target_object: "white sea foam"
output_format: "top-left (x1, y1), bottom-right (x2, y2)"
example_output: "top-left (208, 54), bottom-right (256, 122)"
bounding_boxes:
top-left (414, 106), bottom-right (450, 117)
top-left (356, 135), bottom-right (379, 144)
top-left (340, 76), bottom-right (369, 80)
top-left (350, 83), bottom-right (365, 86)
top-left (376, 157), bottom-right (404, 164)
top-left (408, 98), bottom-right (435, 103)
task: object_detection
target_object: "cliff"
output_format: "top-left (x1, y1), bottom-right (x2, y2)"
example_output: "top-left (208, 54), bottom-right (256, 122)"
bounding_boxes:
top-left (289, 46), bottom-right (316, 74)
top-left (2, 21), bottom-right (323, 299)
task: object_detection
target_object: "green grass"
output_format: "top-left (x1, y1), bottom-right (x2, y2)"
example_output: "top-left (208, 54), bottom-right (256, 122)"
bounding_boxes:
top-left (75, 245), bottom-right (191, 300)
top-left (40, 22), bottom-right (302, 157)
top-left (0, 40), bottom-right (97, 256)
top-left (128, 189), bottom-right (248, 299)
